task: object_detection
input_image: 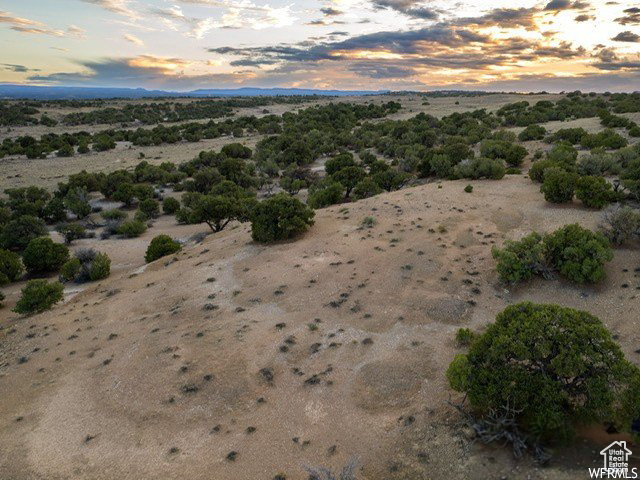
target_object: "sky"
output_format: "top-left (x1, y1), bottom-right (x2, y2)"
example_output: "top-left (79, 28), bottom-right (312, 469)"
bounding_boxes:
top-left (0, 0), bottom-right (639, 92)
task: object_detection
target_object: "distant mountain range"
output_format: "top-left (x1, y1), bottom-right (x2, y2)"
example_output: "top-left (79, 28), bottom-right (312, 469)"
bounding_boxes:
top-left (0, 84), bottom-right (391, 100)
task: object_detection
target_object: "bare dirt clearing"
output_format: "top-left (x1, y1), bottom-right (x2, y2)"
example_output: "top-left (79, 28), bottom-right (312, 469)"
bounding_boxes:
top-left (1, 174), bottom-right (638, 480)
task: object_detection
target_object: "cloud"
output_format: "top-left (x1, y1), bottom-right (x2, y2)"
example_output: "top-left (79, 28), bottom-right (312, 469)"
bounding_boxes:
top-left (574, 14), bottom-right (593, 22)
top-left (543, 0), bottom-right (590, 11)
top-left (0, 10), bottom-right (86, 37)
top-left (616, 7), bottom-right (640, 25)
top-left (79, 0), bottom-right (138, 19)
top-left (321, 7), bottom-right (343, 16)
top-left (370, 0), bottom-right (439, 20)
top-left (0, 10), bottom-right (42, 27)
top-left (612, 30), bottom-right (640, 42)
top-left (3, 63), bottom-right (40, 73)
top-left (456, 8), bottom-right (538, 29)
top-left (123, 33), bottom-right (144, 45)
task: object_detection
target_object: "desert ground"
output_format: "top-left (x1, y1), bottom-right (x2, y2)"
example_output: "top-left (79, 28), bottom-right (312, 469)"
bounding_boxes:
top-left (1, 94), bottom-right (639, 480)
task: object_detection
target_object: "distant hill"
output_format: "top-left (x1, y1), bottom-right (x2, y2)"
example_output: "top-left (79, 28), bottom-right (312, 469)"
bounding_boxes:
top-left (0, 84), bottom-right (390, 100)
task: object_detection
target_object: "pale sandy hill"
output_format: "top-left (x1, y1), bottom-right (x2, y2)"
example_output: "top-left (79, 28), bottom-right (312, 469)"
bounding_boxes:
top-left (1, 175), bottom-right (639, 480)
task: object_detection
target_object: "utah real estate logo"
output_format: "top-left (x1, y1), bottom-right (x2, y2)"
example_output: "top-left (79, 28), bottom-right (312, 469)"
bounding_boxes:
top-left (589, 441), bottom-right (637, 479)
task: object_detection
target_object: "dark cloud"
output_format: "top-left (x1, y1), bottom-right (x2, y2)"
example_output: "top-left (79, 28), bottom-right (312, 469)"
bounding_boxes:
top-left (616, 7), bottom-right (640, 25)
top-left (612, 30), bottom-right (640, 42)
top-left (349, 62), bottom-right (416, 78)
top-left (320, 7), bottom-right (343, 16)
top-left (456, 8), bottom-right (538, 29)
top-left (2, 63), bottom-right (40, 73)
top-left (370, 1), bottom-right (439, 20)
top-left (544, 0), bottom-right (590, 11)
top-left (574, 14), bottom-right (593, 21)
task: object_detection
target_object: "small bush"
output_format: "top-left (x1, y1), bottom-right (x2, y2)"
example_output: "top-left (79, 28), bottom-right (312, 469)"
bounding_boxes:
top-left (540, 168), bottom-right (576, 203)
top-left (492, 232), bottom-right (545, 284)
top-left (117, 220), bottom-right (147, 238)
top-left (101, 209), bottom-right (127, 221)
top-left (599, 204), bottom-right (640, 246)
top-left (138, 198), bottom-right (160, 219)
top-left (454, 158), bottom-right (505, 180)
top-left (55, 223), bottom-right (86, 244)
top-left (518, 124), bottom-right (546, 141)
top-left (447, 302), bottom-right (640, 445)
top-left (162, 197), bottom-right (180, 215)
top-left (0, 249), bottom-right (23, 285)
top-left (13, 279), bottom-right (64, 314)
top-left (464, 185), bottom-right (473, 193)
top-left (308, 181), bottom-right (344, 209)
top-left (543, 223), bottom-right (613, 283)
top-left (352, 177), bottom-right (383, 200)
top-left (455, 328), bottom-right (475, 347)
top-left (90, 253), bottom-right (111, 281)
top-left (360, 216), bottom-right (376, 228)
top-left (60, 258), bottom-right (82, 282)
top-left (251, 194), bottom-right (315, 243)
top-left (22, 237), bottom-right (70, 274)
top-left (145, 235), bottom-right (181, 263)
top-left (575, 176), bottom-right (615, 209)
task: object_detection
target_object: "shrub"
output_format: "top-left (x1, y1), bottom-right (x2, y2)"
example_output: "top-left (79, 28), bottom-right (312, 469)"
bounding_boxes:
top-left (0, 249), bottom-right (23, 285)
top-left (372, 170), bottom-right (411, 191)
top-left (55, 223), bottom-right (86, 244)
top-left (22, 237), bottom-right (70, 274)
top-left (60, 258), bottom-right (82, 282)
top-left (332, 166), bottom-right (366, 198)
top-left (464, 185), bottom-right (473, 193)
top-left (447, 302), bottom-right (640, 445)
top-left (308, 181), bottom-right (344, 209)
top-left (543, 223), bottom-right (613, 283)
top-left (430, 154), bottom-right (453, 178)
top-left (251, 193), bottom-right (315, 243)
top-left (540, 167), bottom-right (576, 203)
top-left (138, 198), bottom-right (160, 219)
top-left (455, 328), bottom-right (475, 347)
top-left (518, 124), bottom-right (546, 141)
top-left (162, 197), bottom-right (180, 215)
top-left (528, 158), bottom-right (558, 183)
top-left (575, 176), bottom-right (615, 209)
top-left (0, 290), bottom-right (4, 308)
top-left (117, 219), bottom-right (147, 238)
top-left (101, 209), bottom-right (127, 221)
top-left (13, 279), bottom-right (64, 314)
top-left (0, 215), bottom-right (47, 251)
top-left (325, 153), bottom-right (356, 176)
top-left (64, 187), bottom-right (91, 219)
top-left (547, 144), bottom-right (578, 167)
top-left (480, 140), bottom-right (528, 167)
top-left (492, 232), bottom-right (545, 284)
top-left (352, 177), bottom-right (383, 200)
top-left (145, 235), bottom-right (181, 263)
top-left (454, 158), bottom-right (505, 180)
top-left (89, 252), bottom-right (111, 281)
top-left (599, 204), bottom-right (640, 246)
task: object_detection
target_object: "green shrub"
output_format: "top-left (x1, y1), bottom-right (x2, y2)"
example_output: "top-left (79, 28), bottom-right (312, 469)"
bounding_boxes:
top-left (138, 198), bottom-right (160, 219)
top-left (352, 177), bottom-right (383, 200)
top-left (332, 166), bottom-right (366, 198)
top-left (145, 235), bottom-right (181, 263)
top-left (60, 258), bottom-right (82, 282)
top-left (493, 224), bottom-right (613, 284)
top-left (528, 158), bottom-right (558, 183)
top-left (480, 140), bottom-right (527, 167)
top-left (13, 279), bottom-right (64, 314)
top-left (447, 302), bottom-right (640, 445)
top-left (540, 167), bottom-right (576, 203)
top-left (518, 124), bottom-right (546, 141)
top-left (464, 185), bottom-right (473, 193)
top-left (543, 223), bottom-right (613, 283)
top-left (22, 237), bottom-right (70, 274)
top-left (454, 158), bottom-right (505, 180)
top-left (64, 187), bottom-right (91, 219)
top-left (0, 249), bottom-right (23, 285)
top-left (492, 232), bottom-right (545, 284)
top-left (325, 153), bottom-right (356, 176)
top-left (372, 170), bottom-right (411, 191)
top-left (308, 181), bottom-right (344, 209)
top-left (575, 176), bottom-right (615, 209)
top-left (430, 154), bottom-right (453, 178)
top-left (101, 209), bottom-right (127, 221)
top-left (455, 328), bottom-right (475, 347)
top-left (55, 223), bottom-right (86, 244)
top-left (89, 252), bottom-right (111, 281)
top-left (0, 290), bottom-right (4, 308)
top-left (162, 197), bottom-right (180, 215)
top-left (117, 220), bottom-right (147, 238)
top-left (0, 215), bottom-right (47, 251)
top-left (251, 193), bottom-right (315, 243)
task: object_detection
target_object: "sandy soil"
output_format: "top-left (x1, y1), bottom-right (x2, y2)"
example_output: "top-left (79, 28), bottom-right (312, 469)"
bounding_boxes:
top-left (1, 173), bottom-right (639, 480)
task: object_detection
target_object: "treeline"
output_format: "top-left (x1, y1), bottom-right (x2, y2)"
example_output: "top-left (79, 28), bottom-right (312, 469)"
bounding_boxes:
top-left (0, 102), bottom-right (400, 160)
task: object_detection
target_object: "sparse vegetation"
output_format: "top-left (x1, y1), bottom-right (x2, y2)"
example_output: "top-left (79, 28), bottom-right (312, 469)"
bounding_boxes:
top-left (145, 235), bottom-right (181, 263)
top-left (13, 279), bottom-right (64, 314)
